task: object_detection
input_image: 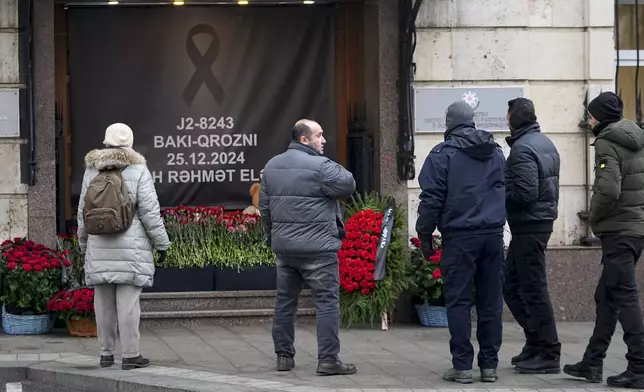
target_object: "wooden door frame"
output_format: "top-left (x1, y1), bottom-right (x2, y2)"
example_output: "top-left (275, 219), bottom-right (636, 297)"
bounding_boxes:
top-left (54, 4), bottom-right (72, 222)
top-left (334, 2), bottom-right (364, 168)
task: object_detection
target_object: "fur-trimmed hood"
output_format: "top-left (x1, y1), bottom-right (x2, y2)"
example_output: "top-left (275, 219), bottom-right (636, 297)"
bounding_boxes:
top-left (84, 148), bottom-right (146, 170)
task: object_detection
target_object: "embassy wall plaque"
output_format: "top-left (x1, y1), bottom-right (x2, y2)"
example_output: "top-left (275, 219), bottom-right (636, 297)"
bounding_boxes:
top-left (413, 86), bottom-right (525, 133)
top-left (0, 90), bottom-right (20, 137)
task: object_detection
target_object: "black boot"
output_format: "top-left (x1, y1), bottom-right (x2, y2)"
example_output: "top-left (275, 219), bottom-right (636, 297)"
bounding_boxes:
top-left (563, 361), bottom-right (602, 383)
top-left (607, 370), bottom-right (644, 389)
top-left (121, 355), bottom-right (150, 370)
top-left (316, 361), bottom-right (357, 376)
top-left (515, 354), bottom-right (560, 374)
top-left (276, 355), bottom-right (295, 371)
top-left (100, 355), bottom-right (114, 368)
top-left (511, 347), bottom-right (538, 366)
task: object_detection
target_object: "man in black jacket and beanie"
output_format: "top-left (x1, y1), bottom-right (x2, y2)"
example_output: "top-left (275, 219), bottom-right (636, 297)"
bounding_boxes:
top-left (503, 98), bottom-right (562, 374)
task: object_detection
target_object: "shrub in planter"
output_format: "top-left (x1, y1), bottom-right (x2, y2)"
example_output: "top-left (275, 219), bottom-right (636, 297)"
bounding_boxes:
top-left (407, 235), bottom-right (448, 327)
top-left (408, 235), bottom-right (444, 306)
top-left (408, 236), bottom-right (445, 306)
top-left (0, 238), bottom-right (69, 315)
top-left (159, 206), bottom-right (274, 269)
top-left (407, 236), bottom-right (477, 327)
top-left (58, 207), bottom-right (277, 292)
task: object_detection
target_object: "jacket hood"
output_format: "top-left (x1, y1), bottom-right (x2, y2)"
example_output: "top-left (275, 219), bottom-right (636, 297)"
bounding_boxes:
top-left (84, 148), bottom-right (146, 170)
top-left (598, 119), bottom-right (644, 151)
top-left (446, 127), bottom-right (499, 161)
top-left (445, 101), bottom-right (476, 137)
top-left (506, 122), bottom-right (541, 147)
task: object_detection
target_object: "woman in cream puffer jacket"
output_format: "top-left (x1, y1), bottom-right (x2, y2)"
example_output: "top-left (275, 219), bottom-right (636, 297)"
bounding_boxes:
top-left (77, 123), bottom-right (170, 371)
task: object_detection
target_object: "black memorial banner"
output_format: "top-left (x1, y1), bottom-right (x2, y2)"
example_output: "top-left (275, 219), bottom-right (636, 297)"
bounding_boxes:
top-left (68, 6), bottom-right (336, 209)
top-left (374, 198), bottom-right (396, 281)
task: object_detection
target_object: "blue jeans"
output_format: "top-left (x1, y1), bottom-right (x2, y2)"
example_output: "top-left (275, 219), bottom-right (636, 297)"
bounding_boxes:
top-left (272, 253), bottom-right (340, 363)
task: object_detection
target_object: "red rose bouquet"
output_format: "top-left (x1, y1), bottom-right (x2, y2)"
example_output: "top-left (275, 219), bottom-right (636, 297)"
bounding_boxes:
top-left (47, 287), bottom-right (95, 321)
top-left (57, 227), bottom-right (85, 286)
top-left (338, 192), bottom-right (412, 327)
top-left (408, 235), bottom-right (445, 306)
top-left (338, 209), bottom-right (381, 296)
top-left (47, 287), bottom-right (97, 337)
top-left (0, 237), bottom-right (70, 315)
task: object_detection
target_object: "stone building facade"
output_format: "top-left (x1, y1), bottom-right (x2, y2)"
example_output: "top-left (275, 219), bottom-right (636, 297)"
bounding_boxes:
top-left (0, 0), bottom-right (639, 321)
top-left (407, 0), bottom-right (631, 321)
top-left (409, 0), bottom-right (614, 247)
top-left (0, 0), bottom-right (56, 245)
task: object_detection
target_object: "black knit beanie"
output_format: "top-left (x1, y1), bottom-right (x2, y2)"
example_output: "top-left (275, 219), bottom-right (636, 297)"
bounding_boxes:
top-left (507, 98), bottom-right (537, 130)
top-left (587, 92), bottom-right (623, 123)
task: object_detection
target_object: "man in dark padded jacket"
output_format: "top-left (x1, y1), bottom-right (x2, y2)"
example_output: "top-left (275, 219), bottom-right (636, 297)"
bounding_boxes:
top-left (564, 92), bottom-right (644, 389)
top-left (260, 119), bottom-right (357, 376)
top-left (416, 101), bottom-right (506, 384)
top-left (503, 98), bottom-right (562, 374)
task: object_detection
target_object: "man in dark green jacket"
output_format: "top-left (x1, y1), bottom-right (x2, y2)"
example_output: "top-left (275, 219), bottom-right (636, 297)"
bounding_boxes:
top-left (564, 92), bottom-right (644, 389)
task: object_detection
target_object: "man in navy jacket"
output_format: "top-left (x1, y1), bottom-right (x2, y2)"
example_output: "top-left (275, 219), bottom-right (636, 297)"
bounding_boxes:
top-left (416, 101), bottom-right (506, 384)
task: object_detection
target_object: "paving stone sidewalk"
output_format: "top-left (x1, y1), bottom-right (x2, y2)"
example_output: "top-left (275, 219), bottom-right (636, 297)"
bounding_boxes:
top-left (0, 322), bottom-right (637, 391)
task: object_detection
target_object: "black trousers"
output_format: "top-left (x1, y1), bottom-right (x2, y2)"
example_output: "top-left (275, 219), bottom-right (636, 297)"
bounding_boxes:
top-left (503, 232), bottom-right (561, 359)
top-left (582, 235), bottom-right (644, 373)
top-left (442, 233), bottom-right (504, 371)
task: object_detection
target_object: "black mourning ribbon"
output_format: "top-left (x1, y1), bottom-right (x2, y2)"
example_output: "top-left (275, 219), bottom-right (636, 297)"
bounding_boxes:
top-left (182, 24), bottom-right (226, 106)
top-left (374, 198), bottom-right (396, 281)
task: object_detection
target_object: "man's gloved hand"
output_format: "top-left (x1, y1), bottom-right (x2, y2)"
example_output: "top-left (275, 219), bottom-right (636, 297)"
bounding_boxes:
top-left (157, 250), bottom-right (167, 264)
top-left (418, 233), bottom-right (434, 259)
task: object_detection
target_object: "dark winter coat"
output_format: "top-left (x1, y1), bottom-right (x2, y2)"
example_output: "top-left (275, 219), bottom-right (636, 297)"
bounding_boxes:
top-left (259, 142), bottom-right (356, 255)
top-left (505, 123), bottom-right (560, 234)
top-left (416, 104), bottom-right (506, 239)
top-left (590, 119), bottom-right (644, 238)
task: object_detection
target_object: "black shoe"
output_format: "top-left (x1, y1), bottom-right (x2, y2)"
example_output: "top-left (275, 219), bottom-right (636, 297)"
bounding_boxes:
top-left (276, 355), bottom-right (295, 372)
top-left (607, 370), bottom-right (644, 389)
top-left (515, 354), bottom-right (560, 374)
top-left (316, 361), bottom-right (357, 376)
top-left (121, 355), bottom-right (151, 370)
top-left (511, 347), bottom-right (538, 366)
top-left (100, 355), bottom-right (114, 368)
top-left (563, 361), bottom-right (602, 383)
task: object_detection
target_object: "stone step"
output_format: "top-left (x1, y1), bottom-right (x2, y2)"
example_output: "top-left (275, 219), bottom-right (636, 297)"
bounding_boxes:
top-left (140, 290), bottom-right (314, 312)
top-left (19, 381), bottom-right (89, 392)
top-left (140, 308), bottom-right (316, 327)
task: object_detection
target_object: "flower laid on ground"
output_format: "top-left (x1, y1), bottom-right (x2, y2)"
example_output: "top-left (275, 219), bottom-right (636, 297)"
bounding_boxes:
top-left (160, 206), bottom-right (273, 269)
top-left (0, 237), bottom-right (69, 315)
top-left (47, 287), bottom-right (95, 321)
top-left (338, 192), bottom-right (413, 327)
top-left (338, 209), bottom-right (381, 296)
top-left (407, 235), bottom-right (445, 306)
